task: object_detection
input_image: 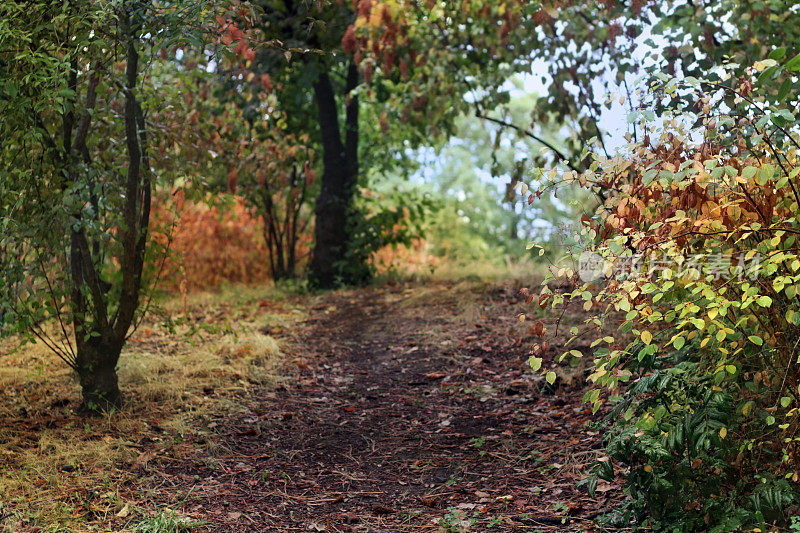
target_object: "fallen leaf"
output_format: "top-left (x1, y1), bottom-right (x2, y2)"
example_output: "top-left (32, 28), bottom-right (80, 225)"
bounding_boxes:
top-left (595, 482), bottom-right (617, 493)
top-left (134, 451), bottom-right (155, 469)
top-left (340, 512), bottom-right (359, 523)
top-left (419, 496), bottom-right (438, 507)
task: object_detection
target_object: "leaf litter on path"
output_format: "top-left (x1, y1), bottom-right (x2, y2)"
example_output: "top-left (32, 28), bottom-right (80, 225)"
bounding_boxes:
top-left (146, 282), bottom-right (623, 531)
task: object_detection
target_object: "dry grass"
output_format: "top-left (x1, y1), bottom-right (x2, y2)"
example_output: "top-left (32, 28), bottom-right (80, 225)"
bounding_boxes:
top-left (0, 283), bottom-right (303, 532)
top-left (0, 274), bottom-right (534, 531)
top-left (375, 248), bottom-right (549, 288)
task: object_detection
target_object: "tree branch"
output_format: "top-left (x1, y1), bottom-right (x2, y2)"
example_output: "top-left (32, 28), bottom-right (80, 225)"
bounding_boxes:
top-left (475, 112), bottom-right (581, 173)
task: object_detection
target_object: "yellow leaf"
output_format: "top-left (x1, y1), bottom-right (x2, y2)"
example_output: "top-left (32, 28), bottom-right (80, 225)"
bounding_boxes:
top-left (369, 4), bottom-right (384, 27)
top-left (719, 427), bottom-right (727, 439)
top-left (641, 330), bottom-right (653, 345)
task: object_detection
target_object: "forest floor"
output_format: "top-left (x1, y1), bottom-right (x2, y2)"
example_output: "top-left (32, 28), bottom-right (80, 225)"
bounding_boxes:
top-left (0, 280), bottom-right (623, 532)
top-left (143, 281), bottom-right (623, 532)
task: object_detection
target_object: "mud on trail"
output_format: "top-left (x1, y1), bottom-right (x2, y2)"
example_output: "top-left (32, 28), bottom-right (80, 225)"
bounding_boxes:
top-left (152, 282), bottom-right (622, 531)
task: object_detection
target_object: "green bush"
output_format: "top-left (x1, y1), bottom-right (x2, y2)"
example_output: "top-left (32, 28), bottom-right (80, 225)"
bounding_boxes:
top-left (337, 187), bottom-right (439, 285)
top-left (527, 60), bottom-right (800, 530)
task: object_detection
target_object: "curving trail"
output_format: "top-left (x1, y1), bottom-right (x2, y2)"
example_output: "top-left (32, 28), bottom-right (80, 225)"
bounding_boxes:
top-left (158, 282), bottom-right (620, 531)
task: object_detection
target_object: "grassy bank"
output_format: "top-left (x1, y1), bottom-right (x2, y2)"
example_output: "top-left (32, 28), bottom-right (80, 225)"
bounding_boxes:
top-left (0, 284), bottom-right (304, 531)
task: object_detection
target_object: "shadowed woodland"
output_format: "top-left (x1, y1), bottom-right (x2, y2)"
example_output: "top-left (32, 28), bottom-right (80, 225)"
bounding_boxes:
top-left (3, 0), bottom-right (800, 531)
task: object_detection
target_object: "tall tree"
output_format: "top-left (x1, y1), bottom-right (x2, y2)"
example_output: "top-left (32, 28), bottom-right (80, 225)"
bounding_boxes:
top-left (0, 0), bottom-right (205, 411)
top-left (214, 0), bottom-right (549, 287)
top-left (217, 1), bottom-right (367, 287)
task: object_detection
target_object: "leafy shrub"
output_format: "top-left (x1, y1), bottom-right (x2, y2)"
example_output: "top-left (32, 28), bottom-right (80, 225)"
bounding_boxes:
top-left (336, 187), bottom-right (439, 285)
top-left (152, 186), bottom-right (434, 292)
top-left (527, 58), bottom-right (800, 530)
top-left (371, 237), bottom-right (441, 278)
top-left (152, 193), bottom-right (289, 293)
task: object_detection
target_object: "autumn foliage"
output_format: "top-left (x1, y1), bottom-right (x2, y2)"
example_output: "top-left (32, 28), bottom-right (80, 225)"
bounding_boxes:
top-left (152, 190), bottom-right (438, 292)
top-left (152, 193), bottom-right (311, 293)
top-left (526, 63), bottom-right (800, 529)
top-left (371, 238), bottom-right (440, 277)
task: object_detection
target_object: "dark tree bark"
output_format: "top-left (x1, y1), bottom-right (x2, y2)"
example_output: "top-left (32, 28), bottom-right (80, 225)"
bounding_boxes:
top-left (308, 61), bottom-right (363, 289)
top-left (75, 335), bottom-right (124, 410)
top-left (69, 6), bottom-right (150, 412)
top-left (259, 164), bottom-right (307, 281)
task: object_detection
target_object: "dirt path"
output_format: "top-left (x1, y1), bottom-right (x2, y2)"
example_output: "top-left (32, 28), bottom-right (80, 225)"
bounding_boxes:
top-left (156, 283), bottom-right (621, 531)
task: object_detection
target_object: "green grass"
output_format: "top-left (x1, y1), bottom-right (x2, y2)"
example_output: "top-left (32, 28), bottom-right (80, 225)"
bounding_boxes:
top-left (132, 508), bottom-right (203, 533)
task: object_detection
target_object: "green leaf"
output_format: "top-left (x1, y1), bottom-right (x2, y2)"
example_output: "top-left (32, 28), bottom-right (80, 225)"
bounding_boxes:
top-left (777, 78), bottom-right (792, 102)
top-left (786, 53), bottom-right (800, 71)
top-left (545, 371), bottom-right (556, 385)
top-left (781, 396), bottom-right (792, 408)
top-left (770, 47), bottom-right (787, 60)
top-left (756, 295), bottom-right (773, 307)
top-left (741, 166), bottom-right (758, 180)
top-left (748, 335), bottom-right (763, 346)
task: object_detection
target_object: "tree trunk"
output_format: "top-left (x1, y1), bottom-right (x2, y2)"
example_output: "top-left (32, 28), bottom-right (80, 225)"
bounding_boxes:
top-left (67, 7), bottom-right (150, 413)
top-left (75, 336), bottom-right (123, 411)
top-left (308, 61), bottom-right (362, 289)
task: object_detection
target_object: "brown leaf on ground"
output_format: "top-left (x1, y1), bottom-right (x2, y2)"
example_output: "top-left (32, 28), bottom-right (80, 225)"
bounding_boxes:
top-left (141, 283), bottom-right (623, 530)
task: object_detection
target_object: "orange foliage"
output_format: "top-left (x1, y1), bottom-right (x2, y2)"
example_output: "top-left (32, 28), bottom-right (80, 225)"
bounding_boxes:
top-left (152, 191), bottom-right (435, 291)
top-left (371, 238), bottom-right (439, 276)
top-left (153, 194), bottom-right (296, 293)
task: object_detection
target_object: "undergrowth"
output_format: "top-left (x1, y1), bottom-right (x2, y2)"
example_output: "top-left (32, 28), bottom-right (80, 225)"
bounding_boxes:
top-left (0, 283), bottom-right (303, 531)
